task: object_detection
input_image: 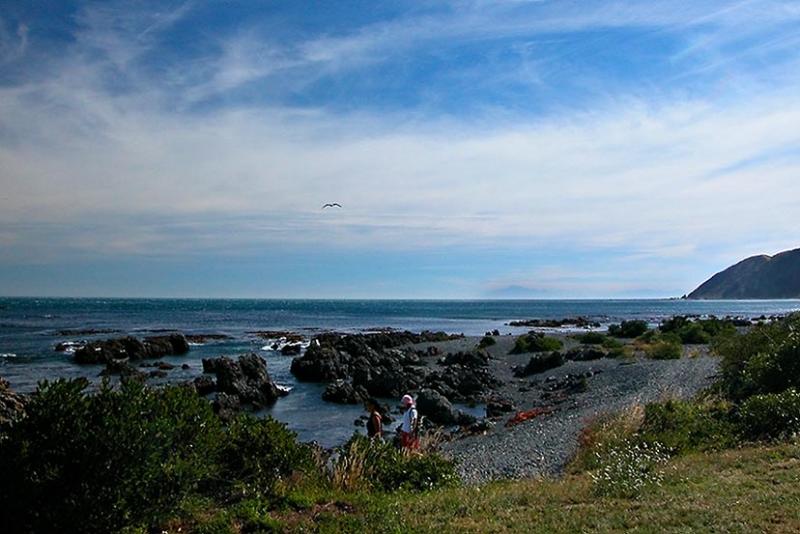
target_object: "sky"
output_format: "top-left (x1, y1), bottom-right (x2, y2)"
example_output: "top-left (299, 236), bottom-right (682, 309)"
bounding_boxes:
top-left (1, 0), bottom-right (799, 299)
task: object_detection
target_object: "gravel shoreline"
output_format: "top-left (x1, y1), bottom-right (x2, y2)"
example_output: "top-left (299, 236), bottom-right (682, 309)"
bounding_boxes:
top-left (424, 335), bottom-right (720, 484)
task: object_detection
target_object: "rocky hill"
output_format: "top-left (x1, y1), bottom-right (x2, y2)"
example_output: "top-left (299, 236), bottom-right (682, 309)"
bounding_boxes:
top-left (688, 248), bottom-right (800, 299)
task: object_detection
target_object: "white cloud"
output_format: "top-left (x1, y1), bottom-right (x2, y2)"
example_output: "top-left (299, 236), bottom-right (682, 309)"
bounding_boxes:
top-left (0, 0), bottom-right (799, 295)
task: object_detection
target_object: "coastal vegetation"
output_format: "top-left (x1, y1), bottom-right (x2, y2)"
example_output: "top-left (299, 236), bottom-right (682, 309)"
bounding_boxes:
top-left (509, 332), bottom-right (563, 354)
top-left (2, 314), bottom-right (800, 532)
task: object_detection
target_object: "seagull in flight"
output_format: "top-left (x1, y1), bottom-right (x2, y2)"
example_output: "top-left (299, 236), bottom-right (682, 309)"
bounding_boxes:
top-left (321, 203), bottom-right (342, 209)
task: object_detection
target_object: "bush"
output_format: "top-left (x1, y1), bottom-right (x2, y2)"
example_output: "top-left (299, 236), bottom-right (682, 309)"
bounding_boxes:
top-left (640, 399), bottom-right (737, 453)
top-left (660, 316), bottom-right (737, 345)
top-left (0, 379), bottom-right (225, 534)
top-left (333, 435), bottom-right (458, 492)
top-left (645, 339), bottom-right (682, 360)
top-left (478, 335), bottom-right (496, 348)
top-left (608, 320), bottom-right (649, 338)
top-left (510, 332), bottom-right (563, 354)
top-left (716, 314), bottom-right (800, 401)
top-left (575, 331), bottom-right (607, 345)
top-left (589, 439), bottom-right (670, 498)
top-left (737, 389), bottom-right (800, 441)
top-left (219, 414), bottom-right (315, 498)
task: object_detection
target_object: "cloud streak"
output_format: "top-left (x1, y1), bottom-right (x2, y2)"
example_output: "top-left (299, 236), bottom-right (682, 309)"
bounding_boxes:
top-left (1, 0), bottom-right (799, 296)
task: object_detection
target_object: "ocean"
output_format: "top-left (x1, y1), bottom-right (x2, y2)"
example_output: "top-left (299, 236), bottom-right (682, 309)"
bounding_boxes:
top-left (2, 297), bottom-right (798, 446)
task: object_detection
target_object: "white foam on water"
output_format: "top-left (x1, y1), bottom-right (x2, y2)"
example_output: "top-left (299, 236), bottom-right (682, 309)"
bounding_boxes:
top-left (0, 353), bottom-right (17, 358)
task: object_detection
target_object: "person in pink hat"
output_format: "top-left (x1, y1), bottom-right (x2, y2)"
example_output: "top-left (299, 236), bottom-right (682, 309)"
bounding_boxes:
top-left (399, 394), bottom-right (419, 450)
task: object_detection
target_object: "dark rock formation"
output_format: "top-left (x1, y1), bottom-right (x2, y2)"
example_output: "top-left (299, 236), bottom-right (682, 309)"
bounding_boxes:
top-left (416, 389), bottom-right (476, 426)
top-left (565, 346), bottom-right (607, 361)
top-left (99, 359), bottom-right (147, 381)
top-left (322, 379), bottom-right (369, 404)
top-left (185, 334), bottom-right (232, 343)
top-left (280, 343), bottom-right (303, 356)
top-left (486, 396), bottom-right (515, 418)
top-left (213, 392), bottom-right (241, 422)
top-left (0, 377), bottom-right (26, 425)
top-left (202, 353), bottom-right (285, 408)
top-left (290, 332), bottom-right (497, 404)
top-left (689, 248), bottom-right (800, 299)
top-left (192, 375), bottom-right (217, 396)
top-left (74, 334), bottom-right (190, 364)
top-left (513, 351), bottom-right (565, 377)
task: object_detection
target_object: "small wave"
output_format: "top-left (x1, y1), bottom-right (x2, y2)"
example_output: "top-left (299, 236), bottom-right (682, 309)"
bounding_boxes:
top-left (260, 339), bottom-right (311, 352)
top-left (0, 353), bottom-right (17, 359)
top-left (188, 342), bottom-right (204, 347)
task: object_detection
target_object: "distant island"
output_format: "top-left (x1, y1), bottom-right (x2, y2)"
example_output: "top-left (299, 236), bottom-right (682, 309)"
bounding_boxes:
top-left (688, 248), bottom-right (800, 299)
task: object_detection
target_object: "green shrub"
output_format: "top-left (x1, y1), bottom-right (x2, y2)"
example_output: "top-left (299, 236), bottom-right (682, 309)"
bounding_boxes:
top-left (640, 399), bottom-right (737, 453)
top-left (219, 414), bottom-right (314, 498)
top-left (676, 322), bottom-right (712, 344)
top-left (608, 320), bottom-right (649, 338)
top-left (575, 331), bottom-right (607, 345)
top-left (0, 379), bottom-right (225, 534)
top-left (645, 339), bottom-right (682, 360)
top-left (660, 316), bottom-right (736, 345)
top-left (478, 335), bottom-right (496, 348)
top-left (335, 435), bottom-right (458, 492)
top-left (737, 389), bottom-right (800, 441)
top-left (510, 332), bottom-right (563, 354)
top-left (716, 314), bottom-right (800, 401)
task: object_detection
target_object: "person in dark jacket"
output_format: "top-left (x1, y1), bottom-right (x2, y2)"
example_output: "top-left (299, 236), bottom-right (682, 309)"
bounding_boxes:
top-left (365, 398), bottom-right (383, 440)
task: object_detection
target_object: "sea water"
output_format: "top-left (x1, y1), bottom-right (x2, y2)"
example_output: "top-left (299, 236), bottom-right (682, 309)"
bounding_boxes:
top-left (2, 297), bottom-right (798, 446)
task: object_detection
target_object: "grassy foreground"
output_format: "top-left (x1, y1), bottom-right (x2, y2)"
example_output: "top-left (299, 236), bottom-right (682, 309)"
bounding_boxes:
top-left (304, 442), bottom-right (800, 533)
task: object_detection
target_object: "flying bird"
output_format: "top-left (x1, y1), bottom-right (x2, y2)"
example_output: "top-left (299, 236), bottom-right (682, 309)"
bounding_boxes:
top-left (321, 203), bottom-right (342, 209)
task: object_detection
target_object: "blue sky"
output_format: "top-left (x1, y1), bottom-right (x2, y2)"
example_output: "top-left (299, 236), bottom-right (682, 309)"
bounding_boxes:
top-left (1, 0), bottom-right (799, 298)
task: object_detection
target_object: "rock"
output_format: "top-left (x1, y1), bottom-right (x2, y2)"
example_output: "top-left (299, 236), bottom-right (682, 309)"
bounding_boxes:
top-left (157, 362), bottom-right (175, 370)
top-left (0, 377), bottom-right (26, 425)
top-left (202, 353), bottom-right (282, 408)
top-left (513, 351), bottom-right (565, 377)
top-left (565, 346), bottom-right (607, 361)
top-left (185, 334), bottom-right (232, 343)
top-left (74, 333), bottom-right (190, 364)
top-left (486, 396), bottom-right (515, 418)
top-left (193, 375), bottom-right (217, 395)
top-left (148, 370), bottom-right (168, 379)
top-left (322, 380), bottom-right (369, 404)
top-left (442, 350), bottom-right (490, 367)
top-left (416, 389), bottom-right (476, 426)
top-left (281, 343), bottom-right (303, 356)
top-left (290, 332), bottom-right (496, 405)
top-left (98, 359), bottom-right (146, 381)
top-left (182, 363), bottom-right (191, 370)
top-left (213, 392), bottom-right (241, 421)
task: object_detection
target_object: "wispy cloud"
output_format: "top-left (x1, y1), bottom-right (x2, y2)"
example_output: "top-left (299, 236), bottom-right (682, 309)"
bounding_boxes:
top-left (1, 0), bottom-right (799, 296)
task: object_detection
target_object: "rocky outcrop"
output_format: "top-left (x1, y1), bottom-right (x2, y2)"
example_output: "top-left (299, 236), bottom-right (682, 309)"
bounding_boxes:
top-left (290, 332), bottom-right (497, 404)
top-left (74, 334), bottom-right (190, 364)
top-left (508, 317), bottom-right (600, 328)
top-left (565, 346), bottom-right (607, 361)
top-left (0, 378), bottom-right (25, 426)
top-left (202, 353), bottom-right (285, 408)
top-left (416, 389), bottom-right (476, 426)
top-left (322, 380), bottom-right (369, 404)
top-left (513, 351), bottom-right (565, 377)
